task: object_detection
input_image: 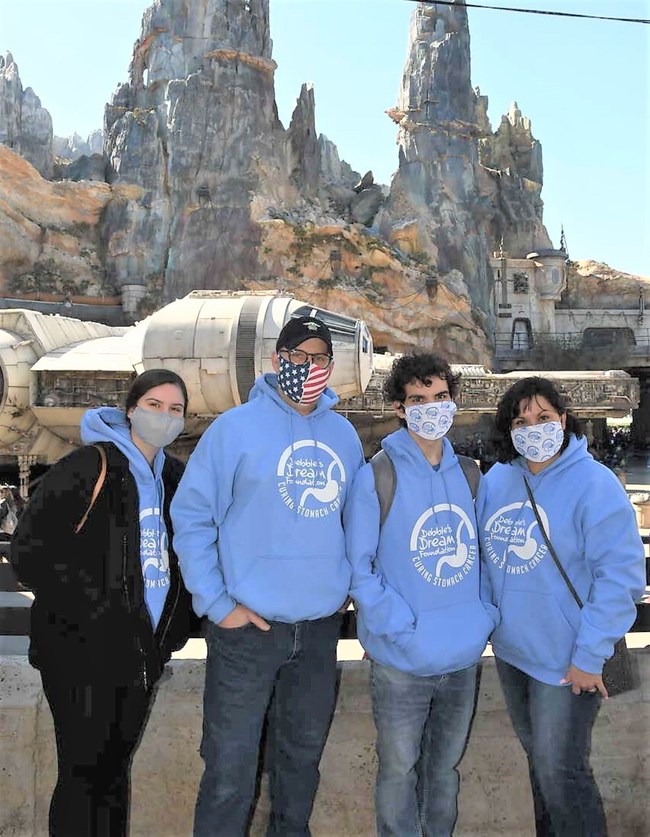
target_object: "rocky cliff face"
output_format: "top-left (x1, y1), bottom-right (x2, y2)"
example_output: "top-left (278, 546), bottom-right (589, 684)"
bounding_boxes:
top-left (0, 144), bottom-right (130, 300)
top-left (0, 53), bottom-right (53, 179)
top-left (0, 0), bottom-right (603, 362)
top-left (478, 101), bottom-right (552, 258)
top-left (383, 1), bottom-right (493, 314)
top-left (53, 130), bottom-right (104, 161)
top-left (561, 261), bottom-right (650, 309)
top-left (102, 0), bottom-right (295, 301)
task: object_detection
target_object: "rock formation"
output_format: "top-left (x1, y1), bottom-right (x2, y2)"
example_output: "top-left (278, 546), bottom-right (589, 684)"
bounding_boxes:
top-left (0, 53), bottom-right (53, 179)
top-left (53, 130), bottom-right (104, 161)
top-left (477, 101), bottom-right (552, 258)
top-left (383, 1), bottom-right (493, 314)
top-left (0, 143), bottom-right (132, 305)
top-left (560, 261), bottom-right (650, 310)
top-left (3, 0), bottom-right (639, 367)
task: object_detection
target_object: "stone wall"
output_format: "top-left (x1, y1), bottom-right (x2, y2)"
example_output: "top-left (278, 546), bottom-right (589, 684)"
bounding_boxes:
top-left (1, 653), bottom-right (648, 837)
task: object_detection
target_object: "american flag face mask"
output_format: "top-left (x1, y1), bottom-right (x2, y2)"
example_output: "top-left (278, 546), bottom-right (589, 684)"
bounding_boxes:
top-left (277, 357), bottom-right (332, 404)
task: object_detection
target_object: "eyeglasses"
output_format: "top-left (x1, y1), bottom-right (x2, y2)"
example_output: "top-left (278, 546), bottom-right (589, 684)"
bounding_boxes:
top-left (280, 349), bottom-right (333, 369)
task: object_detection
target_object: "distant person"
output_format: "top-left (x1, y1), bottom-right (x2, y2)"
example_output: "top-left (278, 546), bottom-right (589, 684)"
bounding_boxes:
top-left (11, 369), bottom-right (194, 837)
top-left (344, 352), bottom-right (493, 837)
top-left (478, 376), bottom-right (645, 836)
top-left (171, 316), bottom-right (364, 837)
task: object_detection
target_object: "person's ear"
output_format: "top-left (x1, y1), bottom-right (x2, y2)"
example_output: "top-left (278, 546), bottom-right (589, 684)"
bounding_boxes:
top-left (392, 400), bottom-right (405, 419)
top-left (271, 351), bottom-right (280, 373)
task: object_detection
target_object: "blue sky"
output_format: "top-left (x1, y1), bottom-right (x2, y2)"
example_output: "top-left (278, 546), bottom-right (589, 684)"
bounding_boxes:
top-left (1, 0), bottom-right (648, 276)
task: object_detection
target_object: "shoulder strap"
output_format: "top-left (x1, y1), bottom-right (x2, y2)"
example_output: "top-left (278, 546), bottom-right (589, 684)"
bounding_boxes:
top-left (457, 455), bottom-right (481, 500)
top-left (370, 449), bottom-right (396, 529)
top-left (75, 445), bottom-right (108, 535)
top-left (523, 476), bottom-right (583, 608)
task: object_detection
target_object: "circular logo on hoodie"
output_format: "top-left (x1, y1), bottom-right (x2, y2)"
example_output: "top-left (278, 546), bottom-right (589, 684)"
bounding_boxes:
top-left (482, 501), bottom-right (549, 573)
top-left (408, 503), bottom-right (476, 587)
top-left (276, 440), bottom-right (346, 519)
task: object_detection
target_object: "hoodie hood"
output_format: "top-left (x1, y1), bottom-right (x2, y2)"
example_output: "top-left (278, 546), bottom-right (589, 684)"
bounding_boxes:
top-left (382, 428), bottom-right (459, 477)
top-left (81, 406), bottom-right (165, 482)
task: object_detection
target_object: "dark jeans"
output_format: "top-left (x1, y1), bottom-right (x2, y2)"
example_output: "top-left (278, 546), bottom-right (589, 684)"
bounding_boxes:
top-left (371, 660), bottom-right (480, 837)
top-left (496, 658), bottom-right (607, 837)
top-left (41, 669), bottom-right (153, 837)
top-left (195, 614), bottom-right (343, 837)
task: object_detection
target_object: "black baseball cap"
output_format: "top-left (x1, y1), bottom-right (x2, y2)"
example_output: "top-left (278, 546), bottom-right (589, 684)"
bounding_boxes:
top-left (276, 316), bottom-right (333, 354)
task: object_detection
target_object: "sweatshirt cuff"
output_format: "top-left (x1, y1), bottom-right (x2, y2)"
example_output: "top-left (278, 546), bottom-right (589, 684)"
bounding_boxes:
top-left (571, 646), bottom-right (605, 675)
top-left (206, 594), bottom-right (238, 626)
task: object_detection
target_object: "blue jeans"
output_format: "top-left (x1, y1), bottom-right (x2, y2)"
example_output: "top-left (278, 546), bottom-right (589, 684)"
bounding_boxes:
top-left (496, 658), bottom-right (606, 837)
top-left (371, 660), bottom-right (480, 837)
top-left (194, 614), bottom-right (342, 837)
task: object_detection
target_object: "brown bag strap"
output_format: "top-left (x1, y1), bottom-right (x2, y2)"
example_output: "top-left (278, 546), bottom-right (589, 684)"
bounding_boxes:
top-left (75, 445), bottom-right (108, 534)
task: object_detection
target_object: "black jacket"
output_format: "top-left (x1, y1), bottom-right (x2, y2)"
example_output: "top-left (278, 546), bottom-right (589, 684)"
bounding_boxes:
top-left (11, 442), bottom-right (196, 687)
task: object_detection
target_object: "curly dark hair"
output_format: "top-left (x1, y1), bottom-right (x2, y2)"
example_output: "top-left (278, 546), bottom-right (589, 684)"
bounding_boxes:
top-left (125, 368), bottom-right (189, 418)
top-left (493, 376), bottom-right (583, 463)
top-left (384, 353), bottom-right (461, 428)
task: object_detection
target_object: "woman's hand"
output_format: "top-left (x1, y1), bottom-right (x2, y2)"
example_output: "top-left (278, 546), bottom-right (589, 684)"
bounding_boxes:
top-left (218, 604), bottom-right (271, 631)
top-left (561, 664), bottom-right (608, 699)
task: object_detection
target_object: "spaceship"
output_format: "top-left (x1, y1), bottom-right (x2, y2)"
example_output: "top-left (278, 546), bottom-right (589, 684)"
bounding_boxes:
top-left (0, 291), bottom-right (374, 471)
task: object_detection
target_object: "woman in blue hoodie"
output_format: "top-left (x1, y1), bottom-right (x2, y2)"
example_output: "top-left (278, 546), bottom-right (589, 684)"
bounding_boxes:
top-left (478, 376), bottom-right (645, 837)
top-left (11, 369), bottom-right (194, 837)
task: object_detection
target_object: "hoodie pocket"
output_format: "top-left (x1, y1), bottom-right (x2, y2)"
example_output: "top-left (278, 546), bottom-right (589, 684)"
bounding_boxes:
top-left (230, 553), bottom-right (351, 619)
top-left (403, 601), bottom-right (494, 676)
top-left (492, 590), bottom-right (578, 671)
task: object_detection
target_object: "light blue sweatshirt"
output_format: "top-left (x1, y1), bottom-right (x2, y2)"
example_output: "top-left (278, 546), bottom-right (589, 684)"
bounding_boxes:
top-left (477, 434), bottom-right (646, 685)
top-left (170, 373), bottom-right (365, 625)
top-left (81, 407), bottom-right (170, 628)
top-left (344, 429), bottom-right (495, 676)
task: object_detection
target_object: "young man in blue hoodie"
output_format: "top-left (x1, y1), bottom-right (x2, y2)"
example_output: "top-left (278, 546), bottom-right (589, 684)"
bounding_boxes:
top-left (171, 316), bottom-right (364, 837)
top-left (344, 353), bottom-right (494, 837)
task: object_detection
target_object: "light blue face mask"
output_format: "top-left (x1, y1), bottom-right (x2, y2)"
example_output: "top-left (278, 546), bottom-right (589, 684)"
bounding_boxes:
top-left (404, 400), bottom-right (457, 441)
top-left (130, 407), bottom-right (184, 449)
top-left (510, 421), bottom-right (564, 463)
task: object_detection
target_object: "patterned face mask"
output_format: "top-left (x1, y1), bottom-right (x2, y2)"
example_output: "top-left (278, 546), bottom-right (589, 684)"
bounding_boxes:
top-left (277, 357), bottom-right (332, 404)
top-left (404, 400), bottom-right (457, 441)
top-left (510, 421), bottom-right (564, 463)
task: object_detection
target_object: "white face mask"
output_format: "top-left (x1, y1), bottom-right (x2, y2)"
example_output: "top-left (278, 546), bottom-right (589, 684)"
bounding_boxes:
top-left (404, 401), bottom-right (457, 441)
top-left (511, 421), bottom-right (564, 463)
top-left (130, 406), bottom-right (184, 449)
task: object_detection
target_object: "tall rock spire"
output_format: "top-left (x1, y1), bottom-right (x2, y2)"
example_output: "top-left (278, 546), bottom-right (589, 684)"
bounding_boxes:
top-left (385, 1), bottom-right (492, 313)
top-left (103, 0), bottom-right (291, 304)
top-left (0, 52), bottom-right (53, 179)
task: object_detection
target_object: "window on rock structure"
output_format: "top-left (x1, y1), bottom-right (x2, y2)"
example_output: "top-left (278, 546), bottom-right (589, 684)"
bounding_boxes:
top-left (513, 272), bottom-right (529, 294)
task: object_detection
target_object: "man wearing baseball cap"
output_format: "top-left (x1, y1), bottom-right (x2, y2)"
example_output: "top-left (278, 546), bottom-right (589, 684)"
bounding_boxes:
top-left (172, 316), bottom-right (364, 836)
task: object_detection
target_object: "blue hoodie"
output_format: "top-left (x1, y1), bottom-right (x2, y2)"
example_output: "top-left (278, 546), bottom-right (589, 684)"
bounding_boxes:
top-left (344, 428), bottom-right (495, 676)
top-left (170, 373), bottom-right (365, 625)
top-left (81, 407), bottom-right (170, 628)
top-left (477, 434), bottom-right (646, 685)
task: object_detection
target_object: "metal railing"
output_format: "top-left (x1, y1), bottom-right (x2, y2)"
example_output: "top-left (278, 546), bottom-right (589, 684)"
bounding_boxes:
top-left (495, 329), bottom-right (650, 360)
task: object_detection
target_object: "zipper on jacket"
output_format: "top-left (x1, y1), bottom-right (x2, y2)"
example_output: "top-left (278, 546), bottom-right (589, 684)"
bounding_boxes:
top-left (157, 574), bottom-right (181, 650)
top-left (122, 532), bottom-right (148, 692)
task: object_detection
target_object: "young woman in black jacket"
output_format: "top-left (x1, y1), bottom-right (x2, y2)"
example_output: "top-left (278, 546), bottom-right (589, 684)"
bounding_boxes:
top-left (11, 368), bottom-right (195, 837)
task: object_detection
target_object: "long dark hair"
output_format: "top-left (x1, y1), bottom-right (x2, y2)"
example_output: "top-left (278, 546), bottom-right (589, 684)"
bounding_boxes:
top-left (124, 369), bottom-right (189, 417)
top-left (494, 376), bottom-right (583, 463)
